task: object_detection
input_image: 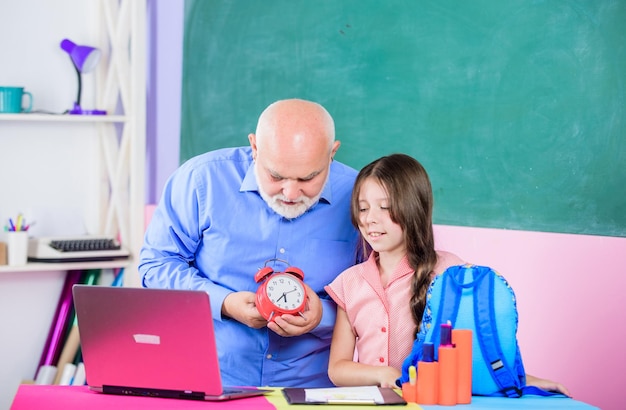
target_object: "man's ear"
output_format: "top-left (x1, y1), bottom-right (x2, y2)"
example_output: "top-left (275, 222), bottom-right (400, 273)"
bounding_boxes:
top-left (248, 133), bottom-right (258, 160)
top-left (330, 140), bottom-right (341, 160)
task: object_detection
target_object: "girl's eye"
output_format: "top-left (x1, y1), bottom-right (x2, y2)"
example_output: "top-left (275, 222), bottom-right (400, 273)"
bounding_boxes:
top-left (359, 208), bottom-right (368, 212)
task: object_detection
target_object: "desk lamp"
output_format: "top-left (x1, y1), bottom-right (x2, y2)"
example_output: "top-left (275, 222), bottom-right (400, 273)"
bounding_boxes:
top-left (60, 38), bottom-right (107, 115)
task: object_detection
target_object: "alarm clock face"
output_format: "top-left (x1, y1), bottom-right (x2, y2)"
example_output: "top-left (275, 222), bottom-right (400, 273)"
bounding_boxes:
top-left (264, 273), bottom-right (306, 311)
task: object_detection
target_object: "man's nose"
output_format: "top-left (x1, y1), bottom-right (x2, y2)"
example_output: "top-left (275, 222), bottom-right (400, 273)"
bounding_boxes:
top-left (281, 180), bottom-right (302, 201)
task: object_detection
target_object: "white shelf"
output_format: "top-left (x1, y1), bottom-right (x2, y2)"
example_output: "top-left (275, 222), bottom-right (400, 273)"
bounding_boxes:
top-left (0, 258), bottom-right (131, 273)
top-left (0, 113), bottom-right (126, 122)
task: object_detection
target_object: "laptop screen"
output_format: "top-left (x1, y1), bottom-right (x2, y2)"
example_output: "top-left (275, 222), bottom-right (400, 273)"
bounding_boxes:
top-left (73, 286), bottom-right (225, 396)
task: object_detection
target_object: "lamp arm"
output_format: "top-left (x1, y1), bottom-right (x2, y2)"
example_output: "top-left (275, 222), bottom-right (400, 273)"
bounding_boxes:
top-left (73, 63), bottom-right (82, 108)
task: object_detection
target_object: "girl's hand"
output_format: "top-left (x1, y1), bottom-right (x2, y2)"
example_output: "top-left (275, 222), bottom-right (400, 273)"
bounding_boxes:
top-left (526, 374), bottom-right (572, 397)
top-left (376, 366), bottom-right (401, 388)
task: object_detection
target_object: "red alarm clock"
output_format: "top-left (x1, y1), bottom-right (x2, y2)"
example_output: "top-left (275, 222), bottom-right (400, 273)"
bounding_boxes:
top-left (254, 259), bottom-right (307, 322)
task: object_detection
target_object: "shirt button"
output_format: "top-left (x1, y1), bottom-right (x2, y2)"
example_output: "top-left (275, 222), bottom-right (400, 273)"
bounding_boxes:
top-left (379, 357), bottom-right (385, 363)
top-left (279, 248), bottom-right (285, 254)
top-left (266, 354), bottom-right (272, 359)
top-left (381, 327), bottom-right (387, 333)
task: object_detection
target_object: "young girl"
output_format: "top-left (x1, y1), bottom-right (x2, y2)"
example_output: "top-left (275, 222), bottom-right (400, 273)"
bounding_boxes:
top-left (325, 153), bottom-right (572, 396)
top-left (325, 153), bottom-right (464, 387)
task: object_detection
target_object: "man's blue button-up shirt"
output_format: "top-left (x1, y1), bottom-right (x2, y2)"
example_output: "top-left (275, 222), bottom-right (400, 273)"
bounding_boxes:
top-left (139, 146), bottom-right (360, 388)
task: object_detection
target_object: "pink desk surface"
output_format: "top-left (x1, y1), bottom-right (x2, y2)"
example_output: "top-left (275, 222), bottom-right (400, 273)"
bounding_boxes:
top-left (10, 385), bottom-right (275, 410)
top-left (10, 385), bottom-right (599, 410)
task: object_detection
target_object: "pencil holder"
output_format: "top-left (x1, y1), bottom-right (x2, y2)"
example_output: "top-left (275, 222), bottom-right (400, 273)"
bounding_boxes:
top-left (438, 344), bottom-right (458, 405)
top-left (401, 382), bottom-right (417, 402)
top-left (417, 342), bottom-right (439, 405)
top-left (7, 231), bottom-right (29, 266)
top-left (438, 323), bottom-right (458, 405)
top-left (452, 329), bottom-right (473, 404)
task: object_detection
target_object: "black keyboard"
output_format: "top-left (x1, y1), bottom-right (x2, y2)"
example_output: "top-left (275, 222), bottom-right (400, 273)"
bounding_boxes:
top-left (49, 238), bottom-right (122, 252)
top-left (28, 236), bottom-right (130, 263)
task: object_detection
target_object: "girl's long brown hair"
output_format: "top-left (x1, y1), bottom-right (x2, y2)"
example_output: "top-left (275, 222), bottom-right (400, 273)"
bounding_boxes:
top-left (351, 153), bottom-right (438, 337)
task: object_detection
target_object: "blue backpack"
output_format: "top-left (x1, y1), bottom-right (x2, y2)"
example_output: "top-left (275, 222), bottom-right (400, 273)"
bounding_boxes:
top-left (399, 264), bottom-right (557, 397)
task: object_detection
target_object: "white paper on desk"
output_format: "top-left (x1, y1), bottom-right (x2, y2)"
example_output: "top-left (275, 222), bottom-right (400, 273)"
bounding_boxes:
top-left (304, 386), bottom-right (384, 403)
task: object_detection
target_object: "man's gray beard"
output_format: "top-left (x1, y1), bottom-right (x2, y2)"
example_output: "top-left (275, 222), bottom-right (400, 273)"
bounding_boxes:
top-left (254, 164), bottom-right (325, 219)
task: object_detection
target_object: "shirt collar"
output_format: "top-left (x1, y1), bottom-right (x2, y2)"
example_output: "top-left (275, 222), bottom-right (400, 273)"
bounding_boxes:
top-left (240, 165), bottom-right (259, 192)
top-left (363, 252), bottom-right (415, 283)
top-left (240, 163), bottom-right (333, 204)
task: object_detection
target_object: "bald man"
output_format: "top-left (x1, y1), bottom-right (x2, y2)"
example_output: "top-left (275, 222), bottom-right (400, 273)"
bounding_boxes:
top-left (140, 99), bottom-right (360, 388)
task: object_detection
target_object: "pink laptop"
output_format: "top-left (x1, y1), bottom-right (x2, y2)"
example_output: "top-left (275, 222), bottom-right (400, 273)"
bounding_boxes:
top-left (72, 285), bottom-right (269, 401)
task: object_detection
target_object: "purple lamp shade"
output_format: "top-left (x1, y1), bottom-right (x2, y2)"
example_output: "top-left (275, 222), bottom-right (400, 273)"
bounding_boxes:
top-left (60, 39), bottom-right (101, 73)
top-left (60, 38), bottom-right (106, 115)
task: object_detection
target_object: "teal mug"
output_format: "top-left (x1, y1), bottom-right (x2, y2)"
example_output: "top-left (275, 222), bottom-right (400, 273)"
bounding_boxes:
top-left (0, 86), bottom-right (33, 113)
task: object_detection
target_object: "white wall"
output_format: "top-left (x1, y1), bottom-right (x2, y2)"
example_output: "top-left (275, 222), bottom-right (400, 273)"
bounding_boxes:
top-left (0, 271), bottom-right (65, 407)
top-left (1, 2), bottom-right (105, 409)
top-left (0, 0), bottom-right (102, 237)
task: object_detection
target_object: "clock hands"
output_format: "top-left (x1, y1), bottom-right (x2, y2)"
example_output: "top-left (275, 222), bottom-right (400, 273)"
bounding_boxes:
top-left (277, 288), bottom-right (299, 304)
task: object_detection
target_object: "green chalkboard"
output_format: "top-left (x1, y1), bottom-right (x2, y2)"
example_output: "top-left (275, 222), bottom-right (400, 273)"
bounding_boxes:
top-left (181, 0), bottom-right (626, 237)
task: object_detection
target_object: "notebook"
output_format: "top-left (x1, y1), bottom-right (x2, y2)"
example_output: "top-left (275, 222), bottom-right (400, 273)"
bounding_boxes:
top-left (282, 386), bottom-right (407, 405)
top-left (72, 285), bottom-right (270, 401)
top-left (28, 237), bottom-right (130, 262)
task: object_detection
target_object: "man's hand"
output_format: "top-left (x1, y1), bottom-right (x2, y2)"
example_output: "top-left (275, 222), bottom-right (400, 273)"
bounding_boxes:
top-left (268, 283), bottom-right (322, 337)
top-left (221, 291), bottom-right (267, 329)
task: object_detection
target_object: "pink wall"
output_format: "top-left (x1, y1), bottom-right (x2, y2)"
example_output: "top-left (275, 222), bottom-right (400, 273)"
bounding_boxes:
top-left (434, 224), bottom-right (626, 410)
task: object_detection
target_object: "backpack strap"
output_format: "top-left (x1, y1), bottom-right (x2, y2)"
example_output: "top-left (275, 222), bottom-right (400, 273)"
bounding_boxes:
top-left (431, 266), bottom-right (463, 350)
top-left (473, 266), bottom-right (524, 397)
